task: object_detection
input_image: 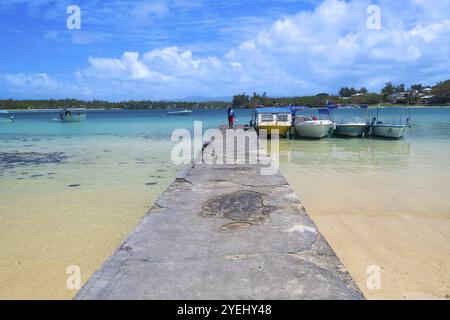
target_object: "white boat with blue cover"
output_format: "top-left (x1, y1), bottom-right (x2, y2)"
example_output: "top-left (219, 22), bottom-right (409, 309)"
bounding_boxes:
top-left (370, 122), bottom-right (409, 139)
top-left (370, 108), bottom-right (411, 139)
top-left (252, 107), bottom-right (292, 137)
top-left (334, 122), bottom-right (368, 137)
top-left (294, 108), bottom-right (335, 139)
top-left (334, 105), bottom-right (369, 138)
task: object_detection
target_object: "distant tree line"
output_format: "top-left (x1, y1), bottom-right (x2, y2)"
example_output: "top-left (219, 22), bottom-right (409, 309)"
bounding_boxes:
top-left (0, 99), bottom-right (229, 110)
top-left (2, 79), bottom-right (449, 110)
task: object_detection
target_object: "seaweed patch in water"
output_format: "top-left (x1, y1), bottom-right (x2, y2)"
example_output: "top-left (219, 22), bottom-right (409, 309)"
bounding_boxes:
top-left (0, 152), bottom-right (68, 170)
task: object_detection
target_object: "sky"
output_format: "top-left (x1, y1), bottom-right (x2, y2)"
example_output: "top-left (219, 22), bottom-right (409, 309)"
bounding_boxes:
top-left (0, 0), bottom-right (449, 101)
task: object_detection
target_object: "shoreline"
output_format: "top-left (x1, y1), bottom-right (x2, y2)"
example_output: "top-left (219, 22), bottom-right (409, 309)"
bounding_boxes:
top-left (3, 105), bottom-right (450, 112)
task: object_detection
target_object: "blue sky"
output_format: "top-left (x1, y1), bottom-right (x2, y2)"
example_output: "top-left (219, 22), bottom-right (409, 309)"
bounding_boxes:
top-left (0, 0), bottom-right (449, 100)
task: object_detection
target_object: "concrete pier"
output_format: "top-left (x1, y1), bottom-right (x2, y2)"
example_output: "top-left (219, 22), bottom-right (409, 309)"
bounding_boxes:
top-left (76, 127), bottom-right (363, 300)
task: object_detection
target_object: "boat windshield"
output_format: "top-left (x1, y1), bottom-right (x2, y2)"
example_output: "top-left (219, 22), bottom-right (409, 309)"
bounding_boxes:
top-left (261, 114), bottom-right (274, 122)
top-left (295, 116), bottom-right (313, 123)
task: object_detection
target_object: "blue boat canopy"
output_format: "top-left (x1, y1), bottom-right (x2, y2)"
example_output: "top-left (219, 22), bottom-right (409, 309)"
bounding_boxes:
top-left (255, 107), bottom-right (291, 114)
top-left (318, 109), bottom-right (330, 115)
top-left (0, 110), bottom-right (9, 114)
top-left (288, 105), bottom-right (309, 111)
top-left (287, 106), bottom-right (309, 116)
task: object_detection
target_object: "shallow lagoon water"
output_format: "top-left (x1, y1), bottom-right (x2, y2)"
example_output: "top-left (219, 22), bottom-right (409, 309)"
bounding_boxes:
top-left (277, 107), bottom-right (450, 299)
top-left (0, 109), bottom-right (250, 299)
top-left (1, 107), bottom-right (449, 299)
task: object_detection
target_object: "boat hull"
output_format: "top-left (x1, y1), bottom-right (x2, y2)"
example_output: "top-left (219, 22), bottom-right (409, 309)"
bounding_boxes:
top-left (371, 125), bottom-right (408, 139)
top-left (334, 124), bottom-right (368, 137)
top-left (60, 114), bottom-right (86, 123)
top-left (167, 111), bottom-right (192, 116)
top-left (294, 121), bottom-right (334, 139)
top-left (257, 125), bottom-right (290, 137)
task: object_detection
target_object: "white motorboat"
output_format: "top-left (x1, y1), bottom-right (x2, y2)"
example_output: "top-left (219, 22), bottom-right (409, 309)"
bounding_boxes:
top-left (370, 108), bottom-right (411, 139)
top-left (334, 106), bottom-right (369, 138)
top-left (334, 122), bottom-right (368, 137)
top-left (294, 109), bottom-right (335, 139)
top-left (370, 123), bottom-right (409, 139)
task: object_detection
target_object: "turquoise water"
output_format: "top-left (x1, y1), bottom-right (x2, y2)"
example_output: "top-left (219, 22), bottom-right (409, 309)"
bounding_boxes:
top-left (0, 107), bottom-right (449, 299)
top-left (0, 108), bottom-right (251, 299)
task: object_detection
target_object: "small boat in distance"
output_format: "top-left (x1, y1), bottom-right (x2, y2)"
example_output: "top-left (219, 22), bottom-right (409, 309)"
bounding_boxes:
top-left (294, 108), bottom-right (335, 139)
top-left (0, 109), bottom-right (14, 123)
top-left (58, 108), bottom-right (86, 122)
top-left (167, 105), bottom-right (193, 116)
top-left (370, 108), bottom-right (411, 139)
top-left (251, 107), bottom-right (292, 137)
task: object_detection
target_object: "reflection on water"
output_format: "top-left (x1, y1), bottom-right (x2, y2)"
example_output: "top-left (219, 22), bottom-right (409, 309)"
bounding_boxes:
top-left (278, 138), bottom-right (411, 172)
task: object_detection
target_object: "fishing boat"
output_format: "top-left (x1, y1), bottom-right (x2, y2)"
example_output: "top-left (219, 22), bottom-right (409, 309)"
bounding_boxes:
top-left (294, 108), bottom-right (335, 139)
top-left (251, 107), bottom-right (292, 137)
top-left (334, 122), bottom-right (368, 137)
top-left (334, 105), bottom-right (369, 138)
top-left (370, 108), bottom-right (411, 139)
top-left (0, 110), bottom-right (14, 123)
top-left (58, 108), bottom-right (86, 122)
top-left (370, 122), bottom-right (409, 139)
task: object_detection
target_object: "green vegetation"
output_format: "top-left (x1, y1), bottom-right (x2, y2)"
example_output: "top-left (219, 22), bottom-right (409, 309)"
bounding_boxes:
top-left (231, 79), bottom-right (450, 108)
top-left (2, 79), bottom-right (449, 110)
top-left (430, 80), bottom-right (450, 104)
top-left (0, 99), bottom-right (229, 110)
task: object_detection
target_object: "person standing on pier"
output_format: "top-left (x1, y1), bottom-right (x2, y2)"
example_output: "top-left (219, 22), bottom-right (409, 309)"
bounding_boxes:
top-left (227, 106), bottom-right (237, 129)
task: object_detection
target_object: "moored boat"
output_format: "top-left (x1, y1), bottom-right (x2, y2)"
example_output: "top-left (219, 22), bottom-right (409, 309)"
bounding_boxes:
top-left (369, 108), bottom-right (411, 139)
top-left (370, 122), bottom-right (409, 139)
top-left (334, 122), bottom-right (368, 137)
top-left (333, 105), bottom-right (369, 138)
top-left (252, 107), bottom-right (292, 137)
top-left (294, 109), bottom-right (335, 139)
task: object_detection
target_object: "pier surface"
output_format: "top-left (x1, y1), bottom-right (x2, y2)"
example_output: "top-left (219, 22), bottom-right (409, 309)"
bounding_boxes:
top-left (76, 127), bottom-right (363, 300)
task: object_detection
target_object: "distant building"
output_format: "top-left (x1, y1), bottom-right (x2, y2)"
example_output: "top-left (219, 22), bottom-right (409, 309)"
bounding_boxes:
top-left (389, 92), bottom-right (408, 103)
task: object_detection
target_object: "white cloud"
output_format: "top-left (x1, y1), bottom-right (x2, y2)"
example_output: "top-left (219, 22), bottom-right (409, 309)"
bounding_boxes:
top-left (85, 51), bottom-right (173, 81)
top-left (4, 73), bottom-right (59, 89)
top-left (4, 0), bottom-right (450, 99)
